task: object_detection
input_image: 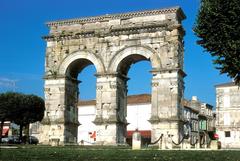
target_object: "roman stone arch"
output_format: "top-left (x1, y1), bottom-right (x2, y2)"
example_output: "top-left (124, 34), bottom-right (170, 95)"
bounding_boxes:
top-left (58, 50), bottom-right (105, 76)
top-left (108, 45), bottom-right (162, 73)
top-left (40, 6), bottom-right (186, 145)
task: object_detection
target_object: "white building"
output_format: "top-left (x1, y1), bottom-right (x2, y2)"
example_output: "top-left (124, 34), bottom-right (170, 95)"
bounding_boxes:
top-left (77, 100), bottom-right (96, 144)
top-left (77, 94), bottom-right (152, 145)
top-left (77, 94), bottom-right (215, 147)
top-left (216, 82), bottom-right (240, 148)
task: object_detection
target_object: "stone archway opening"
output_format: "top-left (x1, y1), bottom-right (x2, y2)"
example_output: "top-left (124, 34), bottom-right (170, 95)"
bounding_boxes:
top-left (116, 54), bottom-right (149, 76)
top-left (115, 53), bottom-right (153, 145)
top-left (66, 58), bottom-right (94, 79)
top-left (65, 58), bottom-right (97, 144)
top-left (77, 65), bottom-right (96, 100)
top-left (124, 59), bottom-right (152, 146)
top-left (76, 64), bottom-right (97, 145)
top-left (127, 60), bottom-right (152, 95)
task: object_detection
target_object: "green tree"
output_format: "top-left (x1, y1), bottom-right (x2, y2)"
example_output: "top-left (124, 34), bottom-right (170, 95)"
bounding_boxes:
top-left (0, 93), bottom-right (9, 143)
top-left (0, 92), bottom-right (23, 143)
top-left (0, 92), bottom-right (45, 144)
top-left (194, 0), bottom-right (240, 84)
top-left (14, 94), bottom-right (45, 143)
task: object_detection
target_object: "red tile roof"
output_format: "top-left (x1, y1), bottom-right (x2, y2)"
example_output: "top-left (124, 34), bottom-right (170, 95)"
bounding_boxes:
top-left (127, 94), bottom-right (151, 105)
top-left (78, 94), bottom-right (151, 106)
top-left (78, 100), bottom-right (96, 106)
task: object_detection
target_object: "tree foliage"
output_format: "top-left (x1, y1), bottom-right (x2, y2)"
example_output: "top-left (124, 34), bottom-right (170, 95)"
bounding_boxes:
top-left (194, 0), bottom-right (240, 84)
top-left (0, 92), bottom-right (45, 143)
top-left (0, 92), bottom-right (23, 142)
top-left (13, 94), bottom-right (45, 127)
top-left (14, 94), bottom-right (45, 142)
top-left (0, 92), bottom-right (24, 121)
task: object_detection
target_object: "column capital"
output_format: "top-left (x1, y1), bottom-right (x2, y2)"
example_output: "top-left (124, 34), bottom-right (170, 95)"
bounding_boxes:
top-left (93, 116), bottom-right (127, 125)
top-left (150, 68), bottom-right (186, 77)
top-left (93, 116), bottom-right (104, 125)
top-left (95, 72), bottom-right (129, 80)
top-left (44, 74), bottom-right (66, 80)
top-left (43, 74), bottom-right (82, 83)
top-left (65, 76), bottom-right (81, 84)
top-left (149, 116), bottom-right (160, 124)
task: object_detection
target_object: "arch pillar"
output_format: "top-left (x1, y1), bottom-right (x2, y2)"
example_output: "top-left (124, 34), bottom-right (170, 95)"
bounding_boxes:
top-left (149, 68), bottom-right (186, 144)
top-left (93, 73), bottom-right (128, 145)
top-left (39, 76), bottom-right (79, 145)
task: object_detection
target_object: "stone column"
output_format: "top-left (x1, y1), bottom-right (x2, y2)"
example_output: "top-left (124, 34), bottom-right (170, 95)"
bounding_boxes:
top-left (149, 72), bottom-right (161, 142)
top-left (64, 77), bottom-right (80, 144)
top-left (149, 69), bottom-right (185, 145)
top-left (39, 76), bottom-right (79, 145)
top-left (93, 73), bottom-right (127, 145)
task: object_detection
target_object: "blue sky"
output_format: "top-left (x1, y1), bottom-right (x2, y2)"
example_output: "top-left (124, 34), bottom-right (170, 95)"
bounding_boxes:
top-left (0, 0), bottom-right (230, 106)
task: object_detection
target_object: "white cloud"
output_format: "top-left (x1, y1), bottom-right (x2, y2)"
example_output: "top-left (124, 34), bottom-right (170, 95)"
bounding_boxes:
top-left (0, 77), bottom-right (18, 88)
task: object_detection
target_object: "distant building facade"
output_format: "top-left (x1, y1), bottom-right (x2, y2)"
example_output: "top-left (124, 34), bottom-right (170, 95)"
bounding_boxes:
top-left (182, 96), bottom-right (215, 148)
top-left (29, 94), bottom-right (216, 148)
top-left (216, 82), bottom-right (240, 148)
top-left (77, 94), bottom-right (215, 148)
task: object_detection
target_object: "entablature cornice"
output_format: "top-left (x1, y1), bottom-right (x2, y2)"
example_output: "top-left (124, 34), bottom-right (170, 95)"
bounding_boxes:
top-left (42, 22), bottom-right (183, 42)
top-left (46, 6), bottom-right (185, 27)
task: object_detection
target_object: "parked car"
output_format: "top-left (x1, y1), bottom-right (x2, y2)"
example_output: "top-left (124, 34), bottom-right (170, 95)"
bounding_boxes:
top-left (1, 137), bottom-right (10, 144)
top-left (1, 136), bottom-right (20, 144)
top-left (22, 136), bottom-right (39, 145)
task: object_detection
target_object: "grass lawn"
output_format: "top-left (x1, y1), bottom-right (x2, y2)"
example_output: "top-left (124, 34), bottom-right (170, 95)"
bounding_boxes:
top-left (0, 145), bottom-right (240, 161)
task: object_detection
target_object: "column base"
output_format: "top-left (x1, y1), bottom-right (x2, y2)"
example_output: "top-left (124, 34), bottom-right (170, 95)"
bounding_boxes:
top-left (38, 122), bottom-right (78, 145)
top-left (95, 122), bottom-right (126, 145)
top-left (151, 120), bottom-right (181, 147)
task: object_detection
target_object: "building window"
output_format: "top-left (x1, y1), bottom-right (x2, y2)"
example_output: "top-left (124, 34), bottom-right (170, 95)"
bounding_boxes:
top-left (225, 131), bottom-right (231, 137)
